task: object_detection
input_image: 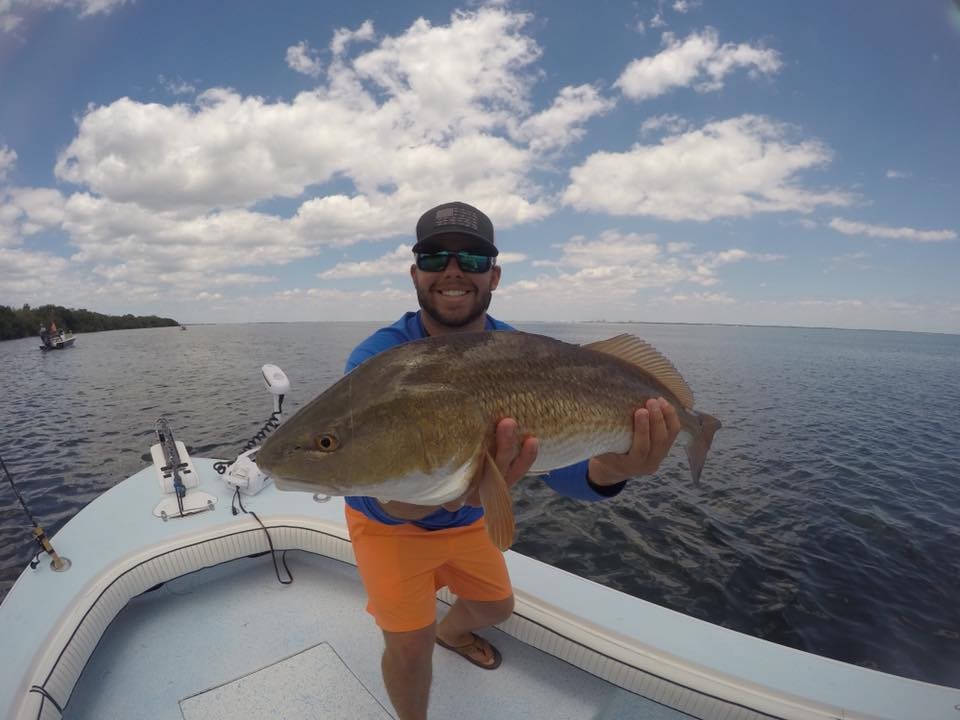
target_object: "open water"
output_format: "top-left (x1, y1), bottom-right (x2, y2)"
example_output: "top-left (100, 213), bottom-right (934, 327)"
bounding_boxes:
top-left (1, 322), bottom-right (958, 686)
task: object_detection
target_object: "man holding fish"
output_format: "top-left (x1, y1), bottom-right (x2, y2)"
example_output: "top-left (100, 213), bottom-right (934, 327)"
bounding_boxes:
top-left (257, 201), bottom-right (721, 720)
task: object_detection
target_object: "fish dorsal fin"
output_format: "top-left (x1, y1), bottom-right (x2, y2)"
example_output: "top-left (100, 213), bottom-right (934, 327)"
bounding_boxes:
top-left (582, 334), bottom-right (695, 409)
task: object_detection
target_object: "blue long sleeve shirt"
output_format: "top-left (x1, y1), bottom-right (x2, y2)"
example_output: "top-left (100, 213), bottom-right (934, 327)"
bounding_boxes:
top-left (343, 311), bottom-right (626, 529)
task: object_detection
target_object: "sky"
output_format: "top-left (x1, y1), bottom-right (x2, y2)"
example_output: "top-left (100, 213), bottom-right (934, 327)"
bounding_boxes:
top-left (1, 0), bottom-right (958, 333)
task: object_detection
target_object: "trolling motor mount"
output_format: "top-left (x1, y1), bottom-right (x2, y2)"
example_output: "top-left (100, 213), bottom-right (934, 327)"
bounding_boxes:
top-left (151, 419), bottom-right (217, 520)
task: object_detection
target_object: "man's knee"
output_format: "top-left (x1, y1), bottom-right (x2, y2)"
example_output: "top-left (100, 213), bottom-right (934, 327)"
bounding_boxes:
top-left (490, 593), bottom-right (515, 622)
top-left (466, 594), bottom-right (515, 625)
top-left (383, 624), bottom-right (437, 665)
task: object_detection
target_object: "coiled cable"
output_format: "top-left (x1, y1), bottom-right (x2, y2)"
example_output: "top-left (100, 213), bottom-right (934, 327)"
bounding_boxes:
top-left (213, 402), bottom-right (283, 475)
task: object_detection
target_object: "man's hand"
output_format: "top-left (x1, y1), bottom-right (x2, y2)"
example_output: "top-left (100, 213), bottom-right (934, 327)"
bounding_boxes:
top-left (588, 397), bottom-right (682, 487)
top-left (457, 418), bottom-right (539, 509)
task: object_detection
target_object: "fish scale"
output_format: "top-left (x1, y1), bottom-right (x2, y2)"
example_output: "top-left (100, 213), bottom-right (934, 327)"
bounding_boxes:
top-left (485, 373), bottom-right (647, 470)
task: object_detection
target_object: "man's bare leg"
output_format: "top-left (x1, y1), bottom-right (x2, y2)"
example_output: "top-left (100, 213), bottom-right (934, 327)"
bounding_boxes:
top-left (381, 623), bottom-right (436, 720)
top-left (435, 595), bottom-right (514, 663)
top-left (380, 597), bottom-right (515, 718)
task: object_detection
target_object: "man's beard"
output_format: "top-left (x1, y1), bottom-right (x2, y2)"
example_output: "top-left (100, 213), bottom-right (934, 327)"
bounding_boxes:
top-left (417, 286), bottom-right (493, 329)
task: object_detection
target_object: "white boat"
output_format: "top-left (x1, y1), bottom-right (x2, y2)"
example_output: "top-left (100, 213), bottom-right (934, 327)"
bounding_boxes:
top-left (38, 331), bottom-right (76, 351)
top-left (1, 366), bottom-right (957, 720)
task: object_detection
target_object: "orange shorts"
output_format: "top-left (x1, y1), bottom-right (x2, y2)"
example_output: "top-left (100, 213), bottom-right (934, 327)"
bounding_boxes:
top-left (345, 506), bottom-right (513, 633)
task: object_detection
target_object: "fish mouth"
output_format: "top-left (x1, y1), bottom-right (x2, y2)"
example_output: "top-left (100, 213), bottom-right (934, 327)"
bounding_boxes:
top-left (272, 473), bottom-right (346, 495)
top-left (257, 444), bottom-right (351, 494)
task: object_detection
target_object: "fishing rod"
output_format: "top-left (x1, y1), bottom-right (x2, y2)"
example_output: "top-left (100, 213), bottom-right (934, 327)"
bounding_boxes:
top-left (155, 419), bottom-right (186, 516)
top-left (0, 453), bottom-right (70, 572)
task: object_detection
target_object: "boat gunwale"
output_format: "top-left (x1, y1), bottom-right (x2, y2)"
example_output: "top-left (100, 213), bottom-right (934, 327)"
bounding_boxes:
top-left (21, 519), bottom-right (780, 720)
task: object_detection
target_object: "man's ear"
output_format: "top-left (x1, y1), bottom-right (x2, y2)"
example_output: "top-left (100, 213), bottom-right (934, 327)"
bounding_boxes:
top-left (490, 264), bottom-right (502, 291)
top-left (409, 263), bottom-right (417, 285)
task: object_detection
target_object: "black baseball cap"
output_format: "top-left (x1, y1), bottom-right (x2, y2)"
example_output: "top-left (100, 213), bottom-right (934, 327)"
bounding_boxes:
top-left (413, 201), bottom-right (498, 257)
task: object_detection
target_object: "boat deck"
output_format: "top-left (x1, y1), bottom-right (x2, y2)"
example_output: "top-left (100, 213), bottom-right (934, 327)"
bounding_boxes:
top-left (4, 456), bottom-right (959, 720)
top-left (64, 550), bottom-right (684, 720)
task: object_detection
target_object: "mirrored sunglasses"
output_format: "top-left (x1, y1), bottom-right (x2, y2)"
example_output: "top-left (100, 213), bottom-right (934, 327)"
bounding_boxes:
top-left (415, 250), bottom-right (494, 273)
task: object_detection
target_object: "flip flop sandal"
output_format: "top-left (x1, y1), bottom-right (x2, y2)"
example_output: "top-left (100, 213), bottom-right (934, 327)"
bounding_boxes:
top-left (436, 632), bottom-right (503, 670)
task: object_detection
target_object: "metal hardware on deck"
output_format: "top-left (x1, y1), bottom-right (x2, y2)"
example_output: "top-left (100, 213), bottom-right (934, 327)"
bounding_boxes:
top-left (33, 526), bottom-right (71, 572)
top-left (150, 419), bottom-right (217, 520)
top-left (155, 418), bottom-right (187, 507)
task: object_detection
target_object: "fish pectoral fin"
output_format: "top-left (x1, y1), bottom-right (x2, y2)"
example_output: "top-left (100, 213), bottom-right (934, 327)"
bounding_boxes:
top-left (479, 449), bottom-right (515, 551)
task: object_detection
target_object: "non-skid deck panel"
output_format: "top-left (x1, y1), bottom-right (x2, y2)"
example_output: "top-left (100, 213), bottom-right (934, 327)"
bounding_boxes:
top-left (180, 642), bottom-right (391, 720)
top-left (64, 552), bottom-right (692, 720)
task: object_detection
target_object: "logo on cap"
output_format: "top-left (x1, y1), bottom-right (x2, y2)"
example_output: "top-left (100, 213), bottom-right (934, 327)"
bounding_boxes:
top-left (435, 206), bottom-right (480, 231)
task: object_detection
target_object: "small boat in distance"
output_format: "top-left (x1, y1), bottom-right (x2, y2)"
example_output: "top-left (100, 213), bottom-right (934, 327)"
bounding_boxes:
top-left (38, 324), bottom-right (76, 351)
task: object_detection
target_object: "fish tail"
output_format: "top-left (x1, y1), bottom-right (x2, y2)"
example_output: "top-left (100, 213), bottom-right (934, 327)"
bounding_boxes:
top-left (685, 411), bottom-right (721, 486)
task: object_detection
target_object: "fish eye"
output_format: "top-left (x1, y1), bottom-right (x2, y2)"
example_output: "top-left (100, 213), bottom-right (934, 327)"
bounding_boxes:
top-left (314, 434), bottom-right (339, 452)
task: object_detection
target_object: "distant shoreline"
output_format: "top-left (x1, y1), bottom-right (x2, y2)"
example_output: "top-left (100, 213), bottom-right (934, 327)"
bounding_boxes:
top-left (165, 319), bottom-right (959, 337)
top-left (0, 304), bottom-right (179, 342)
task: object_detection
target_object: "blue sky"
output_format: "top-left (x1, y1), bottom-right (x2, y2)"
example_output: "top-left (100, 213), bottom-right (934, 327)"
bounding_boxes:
top-left (1, 0), bottom-right (958, 332)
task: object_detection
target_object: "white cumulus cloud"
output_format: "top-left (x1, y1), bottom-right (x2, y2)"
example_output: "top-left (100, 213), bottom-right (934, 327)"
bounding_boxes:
top-left (672, 1), bottom-right (701, 13)
top-left (513, 231), bottom-right (685, 299)
top-left (639, 113), bottom-right (690, 136)
top-left (829, 218), bottom-right (957, 243)
top-left (614, 28), bottom-right (781, 101)
top-left (499, 229), bottom-right (772, 320)
top-left (54, 7), bottom-right (547, 221)
top-left (563, 115), bottom-right (854, 221)
top-left (1, 0), bottom-right (129, 32)
top-left (330, 19), bottom-right (375, 56)
top-left (514, 84), bottom-right (616, 153)
top-left (318, 244), bottom-right (412, 279)
top-left (0, 186), bottom-right (66, 247)
top-left (0, 145), bottom-right (16, 181)
top-left (687, 248), bottom-right (785, 286)
top-left (0, 247), bottom-right (69, 293)
top-left (27, 7), bottom-right (559, 303)
top-left (286, 41), bottom-right (323, 77)
top-left (158, 75), bottom-right (197, 96)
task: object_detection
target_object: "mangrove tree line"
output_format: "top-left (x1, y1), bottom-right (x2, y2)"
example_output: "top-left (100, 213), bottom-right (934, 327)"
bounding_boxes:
top-left (0, 304), bottom-right (179, 341)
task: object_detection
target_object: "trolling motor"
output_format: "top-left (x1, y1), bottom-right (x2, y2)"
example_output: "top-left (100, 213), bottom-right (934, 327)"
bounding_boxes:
top-left (221, 364), bottom-right (290, 496)
top-left (261, 364), bottom-right (291, 415)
